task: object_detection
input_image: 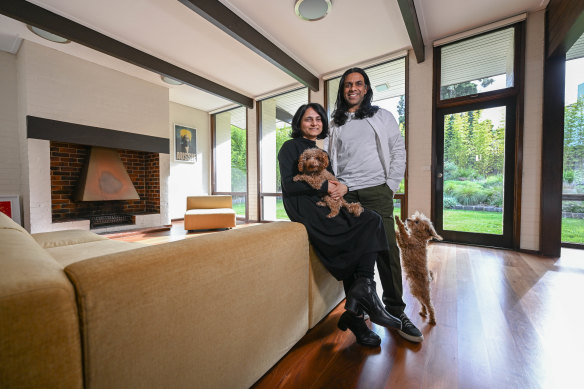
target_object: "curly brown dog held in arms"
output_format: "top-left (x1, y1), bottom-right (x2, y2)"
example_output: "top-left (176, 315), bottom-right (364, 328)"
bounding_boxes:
top-left (395, 212), bottom-right (442, 325)
top-left (293, 148), bottom-right (363, 218)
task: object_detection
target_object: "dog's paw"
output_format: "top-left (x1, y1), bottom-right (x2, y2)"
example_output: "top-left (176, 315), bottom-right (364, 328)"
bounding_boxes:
top-left (316, 201), bottom-right (326, 207)
top-left (293, 175), bottom-right (301, 182)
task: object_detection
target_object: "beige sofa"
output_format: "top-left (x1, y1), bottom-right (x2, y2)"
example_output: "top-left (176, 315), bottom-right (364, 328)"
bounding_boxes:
top-left (0, 212), bottom-right (344, 389)
top-left (184, 195), bottom-right (237, 230)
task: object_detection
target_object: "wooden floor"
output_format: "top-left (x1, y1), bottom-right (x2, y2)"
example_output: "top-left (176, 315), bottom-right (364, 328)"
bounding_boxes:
top-left (108, 222), bottom-right (584, 389)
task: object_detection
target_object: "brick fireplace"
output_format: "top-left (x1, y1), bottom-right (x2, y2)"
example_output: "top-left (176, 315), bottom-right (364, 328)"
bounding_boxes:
top-left (26, 116), bottom-right (170, 233)
top-left (50, 142), bottom-right (160, 226)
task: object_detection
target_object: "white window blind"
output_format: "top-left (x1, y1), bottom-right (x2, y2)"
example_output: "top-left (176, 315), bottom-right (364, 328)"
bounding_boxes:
top-left (440, 27), bottom-right (515, 97)
top-left (567, 33), bottom-right (584, 61)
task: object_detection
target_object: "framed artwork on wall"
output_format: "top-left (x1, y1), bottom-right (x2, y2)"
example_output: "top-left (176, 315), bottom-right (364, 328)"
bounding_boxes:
top-left (0, 195), bottom-right (22, 225)
top-left (174, 124), bottom-right (197, 163)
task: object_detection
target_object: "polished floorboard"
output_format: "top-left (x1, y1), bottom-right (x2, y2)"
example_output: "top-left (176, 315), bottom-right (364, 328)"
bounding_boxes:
top-left (107, 221), bottom-right (584, 389)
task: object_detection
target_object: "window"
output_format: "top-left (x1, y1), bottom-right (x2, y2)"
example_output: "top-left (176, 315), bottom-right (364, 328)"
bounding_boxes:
top-left (562, 32), bottom-right (584, 247)
top-left (325, 58), bottom-right (407, 217)
top-left (433, 24), bottom-right (524, 248)
top-left (258, 88), bottom-right (308, 221)
top-left (212, 106), bottom-right (247, 219)
top-left (440, 27), bottom-right (515, 100)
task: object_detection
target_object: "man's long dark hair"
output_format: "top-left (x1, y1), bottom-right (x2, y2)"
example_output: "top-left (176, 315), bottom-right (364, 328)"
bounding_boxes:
top-left (332, 67), bottom-right (379, 127)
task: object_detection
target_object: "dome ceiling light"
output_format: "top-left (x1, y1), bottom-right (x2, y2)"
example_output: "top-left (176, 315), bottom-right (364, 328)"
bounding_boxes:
top-left (27, 25), bottom-right (70, 44)
top-left (161, 75), bottom-right (183, 86)
top-left (294, 0), bottom-right (332, 22)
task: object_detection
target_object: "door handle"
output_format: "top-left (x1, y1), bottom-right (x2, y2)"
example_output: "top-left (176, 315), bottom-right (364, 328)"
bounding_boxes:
top-left (437, 173), bottom-right (443, 178)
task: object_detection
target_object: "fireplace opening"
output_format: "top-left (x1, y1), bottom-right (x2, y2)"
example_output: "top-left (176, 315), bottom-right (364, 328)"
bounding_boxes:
top-left (50, 142), bottom-right (160, 228)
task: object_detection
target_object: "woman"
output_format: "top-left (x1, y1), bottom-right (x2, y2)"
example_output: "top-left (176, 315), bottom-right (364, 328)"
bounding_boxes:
top-left (278, 103), bottom-right (401, 347)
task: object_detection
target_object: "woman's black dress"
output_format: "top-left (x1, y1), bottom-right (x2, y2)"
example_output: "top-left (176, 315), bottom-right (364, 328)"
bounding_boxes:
top-left (278, 137), bottom-right (389, 281)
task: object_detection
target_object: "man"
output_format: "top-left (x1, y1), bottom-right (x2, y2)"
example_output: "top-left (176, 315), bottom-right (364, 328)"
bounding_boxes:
top-left (325, 67), bottom-right (423, 343)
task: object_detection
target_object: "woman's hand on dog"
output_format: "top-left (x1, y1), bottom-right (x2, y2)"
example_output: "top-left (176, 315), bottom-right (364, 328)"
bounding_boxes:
top-left (328, 180), bottom-right (348, 200)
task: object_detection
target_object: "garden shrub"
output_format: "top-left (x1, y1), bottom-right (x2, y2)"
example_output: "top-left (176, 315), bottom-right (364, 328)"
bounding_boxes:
top-left (486, 188), bottom-right (503, 207)
top-left (444, 161), bottom-right (459, 180)
top-left (443, 181), bottom-right (458, 196)
top-left (456, 167), bottom-right (478, 181)
top-left (482, 174), bottom-right (503, 187)
top-left (564, 170), bottom-right (575, 184)
top-left (443, 196), bottom-right (459, 209)
top-left (455, 183), bottom-right (489, 205)
top-left (562, 201), bottom-right (584, 213)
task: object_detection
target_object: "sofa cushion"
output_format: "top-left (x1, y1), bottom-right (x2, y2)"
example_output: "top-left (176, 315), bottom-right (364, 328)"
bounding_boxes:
top-left (186, 195), bottom-right (232, 209)
top-left (32, 229), bottom-right (109, 248)
top-left (47, 239), bottom-right (148, 267)
top-left (184, 208), bottom-right (237, 230)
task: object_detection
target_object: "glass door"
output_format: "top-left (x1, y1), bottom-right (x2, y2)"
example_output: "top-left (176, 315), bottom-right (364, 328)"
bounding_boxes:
top-left (435, 99), bottom-right (516, 247)
top-left (562, 33), bottom-right (584, 248)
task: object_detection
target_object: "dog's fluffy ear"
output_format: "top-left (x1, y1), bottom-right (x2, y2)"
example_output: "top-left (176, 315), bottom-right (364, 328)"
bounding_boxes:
top-left (297, 153), bottom-right (306, 172)
top-left (425, 221), bottom-right (443, 241)
top-left (319, 152), bottom-right (329, 168)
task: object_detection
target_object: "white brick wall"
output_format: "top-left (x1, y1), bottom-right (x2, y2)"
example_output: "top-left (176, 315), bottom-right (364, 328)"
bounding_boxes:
top-left (16, 41), bottom-right (171, 232)
top-left (0, 52), bottom-right (20, 196)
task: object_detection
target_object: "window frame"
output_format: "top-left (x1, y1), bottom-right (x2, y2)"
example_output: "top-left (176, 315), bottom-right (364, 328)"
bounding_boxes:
top-left (432, 22), bottom-right (526, 249)
top-left (257, 87), bottom-right (309, 222)
top-left (211, 106), bottom-right (249, 221)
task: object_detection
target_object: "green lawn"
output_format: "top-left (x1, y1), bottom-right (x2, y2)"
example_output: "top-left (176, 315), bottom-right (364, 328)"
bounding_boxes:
top-left (232, 202), bottom-right (246, 217)
top-left (562, 217), bottom-right (584, 243)
top-left (443, 209), bottom-right (504, 235)
top-left (235, 201), bottom-right (584, 244)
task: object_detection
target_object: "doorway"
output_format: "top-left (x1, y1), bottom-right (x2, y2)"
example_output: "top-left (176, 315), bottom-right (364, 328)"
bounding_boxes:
top-left (435, 99), bottom-right (516, 248)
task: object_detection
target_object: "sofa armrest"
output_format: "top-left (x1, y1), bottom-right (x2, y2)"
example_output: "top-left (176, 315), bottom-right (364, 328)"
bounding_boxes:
top-left (0, 229), bottom-right (83, 389)
top-left (65, 222), bottom-right (309, 389)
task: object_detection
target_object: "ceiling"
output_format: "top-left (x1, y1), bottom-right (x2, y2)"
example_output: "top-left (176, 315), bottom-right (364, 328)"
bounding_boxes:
top-left (0, 0), bottom-right (549, 113)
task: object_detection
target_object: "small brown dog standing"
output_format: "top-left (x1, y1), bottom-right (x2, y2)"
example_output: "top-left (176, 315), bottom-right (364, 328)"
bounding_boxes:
top-left (293, 148), bottom-right (363, 218)
top-left (395, 212), bottom-right (442, 325)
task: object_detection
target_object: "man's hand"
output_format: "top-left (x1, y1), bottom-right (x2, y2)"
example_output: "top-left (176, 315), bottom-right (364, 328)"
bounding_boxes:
top-left (328, 180), bottom-right (348, 200)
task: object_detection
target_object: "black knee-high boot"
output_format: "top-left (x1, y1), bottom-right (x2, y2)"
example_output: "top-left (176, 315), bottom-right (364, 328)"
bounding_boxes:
top-left (345, 277), bottom-right (402, 330)
top-left (337, 311), bottom-right (381, 347)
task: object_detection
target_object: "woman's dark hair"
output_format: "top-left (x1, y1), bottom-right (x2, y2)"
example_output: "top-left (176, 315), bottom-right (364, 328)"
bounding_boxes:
top-left (332, 67), bottom-right (379, 127)
top-left (290, 103), bottom-right (329, 139)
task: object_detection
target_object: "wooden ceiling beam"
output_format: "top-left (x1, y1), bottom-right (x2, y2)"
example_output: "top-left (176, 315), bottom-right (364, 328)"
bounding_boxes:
top-left (0, 0), bottom-right (254, 108)
top-left (546, 0), bottom-right (584, 58)
top-left (178, 0), bottom-right (319, 91)
top-left (397, 0), bottom-right (425, 63)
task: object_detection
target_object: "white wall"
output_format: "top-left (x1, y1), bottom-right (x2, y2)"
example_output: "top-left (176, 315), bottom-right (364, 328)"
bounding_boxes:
top-left (16, 40), bottom-right (171, 231)
top-left (407, 46), bottom-right (434, 218)
top-left (168, 101), bottom-right (211, 219)
top-left (21, 41), bottom-right (168, 137)
top-left (0, 52), bottom-right (20, 197)
top-left (406, 11), bottom-right (545, 251)
top-left (520, 10), bottom-right (545, 251)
